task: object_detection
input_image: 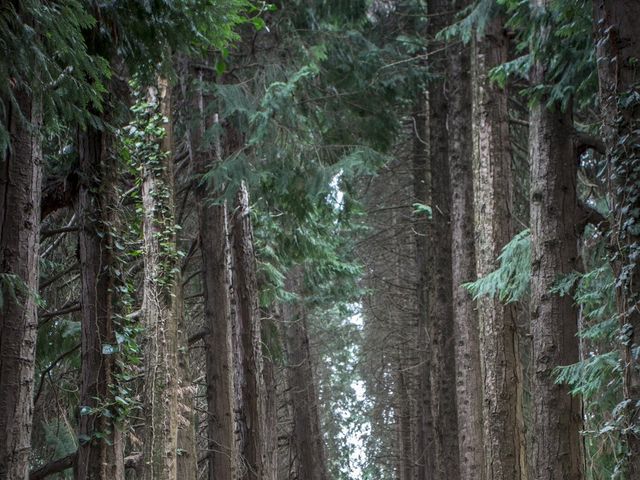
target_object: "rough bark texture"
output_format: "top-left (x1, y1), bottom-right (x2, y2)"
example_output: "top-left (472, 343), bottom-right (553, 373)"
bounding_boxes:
top-left (529, 4), bottom-right (584, 476)
top-left (427, 1), bottom-right (461, 477)
top-left (75, 124), bottom-right (125, 480)
top-left (232, 184), bottom-right (266, 480)
top-left (176, 283), bottom-right (197, 480)
top-left (592, 1), bottom-right (640, 474)
top-left (140, 79), bottom-right (180, 480)
top-left (192, 97), bottom-right (237, 480)
top-left (262, 314), bottom-right (279, 480)
top-left (284, 267), bottom-right (328, 480)
top-left (412, 99), bottom-right (436, 480)
top-left (0, 88), bottom-right (42, 480)
top-left (472, 15), bottom-right (523, 480)
top-left (397, 361), bottom-right (413, 480)
top-left (447, 12), bottom-right (484, 479)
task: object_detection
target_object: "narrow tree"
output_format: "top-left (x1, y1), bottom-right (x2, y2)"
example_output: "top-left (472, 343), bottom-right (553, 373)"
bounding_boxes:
top-left (139, 78), bottom-right (180, 480)
top-left (447, 2), bottom-right (484, 477)
top-left (191, 72), bottom-right (237, 480)
top-left (528, 2), bottom-right (583, 478)
top-left (284, 267), bottom-right (329, 480)
top-left (0, 85), bottom-right (42, 480)
top-left (426, 1), bottom-right (461, 477)
top-left (232, 183), bottom-right (267, 480)
top-left (412, 98), bottom-right (436, 480)
top-left (75, 121), bottom-right (125, 479)
top-left (472, 12), bottom-right (524, 480)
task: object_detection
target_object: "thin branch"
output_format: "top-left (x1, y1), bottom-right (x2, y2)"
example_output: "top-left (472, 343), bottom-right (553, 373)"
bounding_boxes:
top-left (575, 131), bottom-right (606, 156)
top-left (29, 452), bottom-right (75, 480)
top-left (38, 302), bottom-right (81, 327)
top-left (40, 225), bottom-right (79, 239)
top-left (34, 343), bottom-right (80, 405)
top-left (39, 262), bottom-right (79, 291)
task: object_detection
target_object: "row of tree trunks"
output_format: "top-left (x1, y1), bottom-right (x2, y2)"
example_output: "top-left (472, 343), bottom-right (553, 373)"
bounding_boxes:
top-left (0, 87), bottom-right (43, 480)
top-left (140, 78), bottom-right (181, 480)
top-left (446, 2), bottom-right (484, 478)
top-left (593, 1), bottom-right (640, 476)
top-left (472, 13), bottom-right (523, 480)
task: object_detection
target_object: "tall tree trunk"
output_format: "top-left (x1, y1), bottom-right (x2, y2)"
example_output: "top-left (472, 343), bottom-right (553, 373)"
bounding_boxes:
top-left (261, 314), bottom-right (279, 480)
top-left (0, 88), bottom-right (42, 480)
top-left (447, 5), bottom-right (484, 478)
top-left (75, 123), bottom-right (125, 480)
top-left (592, 1), bottom-right (640, 475)
top-left (176, 283), bottom-right (197, 480)
top-left (427, 1), bottom-right (461, 477)
top-left (472, 14), bottom-right (523, 480)
top-left (192, 87), bottom-right (237, 480)
top-left (412, 99), bottom-right (436, 480)
top-left (283, 267), bottom-right (328, 480)
top-left (529, 3), bottom-right (583, 477)
top-left (232, 183), bottom-right (266, 480)
top-left (140, 78), bottom-right (180, 480)
top-left (396, 359), bottom-right (413, 480)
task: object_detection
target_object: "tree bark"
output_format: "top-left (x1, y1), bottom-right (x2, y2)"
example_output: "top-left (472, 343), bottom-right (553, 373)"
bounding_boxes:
top-left (140, 78), bottom-right (180, 480)
top-left (472, 14), bottom-right (524, 480)
top-left (232, 183), bottom-right (266, 480)
top-left (592, 1), bottom-right (640, 475)
top-left (191, 74), bottom-right (237, 480)
top-left (261, 314), bottom-right (278, 480)
top-left (529, 3), bottom-right (584, 477)
top-left (0, 87), bottom-right (42, 480)
top-left (75, 123), bottom-right (125, 480)
top-left (176, 282), bottom-right (197, 480)
top-left (427, 1), bottom-right (461, 477)
top-left (283, 267), bottom-right (328, 480)
top-left (447, 6), bottom-right (484, 478)
top-left (412, 98), bottom-right (436, 480)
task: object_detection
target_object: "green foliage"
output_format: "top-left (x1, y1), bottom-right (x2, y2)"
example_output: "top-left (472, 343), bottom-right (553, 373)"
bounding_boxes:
top-left (464, 229), bottom-right (531, 303)
top-left (552, 244), bottom-right (622, 479)
top-left (0, 273), bottom-right (30, 310)
top-left (492, 0), bottom-right (597, 110)
top-left (438, 0), bottom-right (498, 43)
top-left (0, 0), bottom-right (110, 148)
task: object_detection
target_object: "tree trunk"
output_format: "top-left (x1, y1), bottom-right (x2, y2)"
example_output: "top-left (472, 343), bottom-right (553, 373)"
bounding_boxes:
top-left (140, 78), bottom-right (180, 480)
top-left (396, 360), bottom-right (413, 480)
top-left (0, 88), bottom-right (42, 480)
top-left (427, 1), bottom-right (461, 476)
top-left (176, 282), bottom-right (197, 480)
top-left (412, 98), bottom-right (436, 480)
top-left (592, 1), bottom-right (640, 475)
top-left (261, 314), bottom-right (279, 480)
top-left (529, 3), bottom-right (584, 477)
top-left (232, 183), bottom-right (266, 480)
top-left (75, 123), bottom-right (125, 480)
top-left (283, 267), bottom-right (328, 480)
top-left (192, 96), bottom-right (237, 480)
top-left (447, 6), bottom-right (484, 478)
top-left (472, 14), bottom-right (523, 480)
